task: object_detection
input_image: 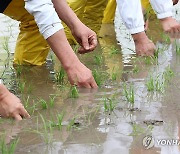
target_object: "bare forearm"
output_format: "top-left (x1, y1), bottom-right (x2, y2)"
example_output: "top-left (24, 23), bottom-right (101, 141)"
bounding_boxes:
top-left (46, 29), bottom-right (80, 69)
top-left (52, 0), bottom-right (81, 31)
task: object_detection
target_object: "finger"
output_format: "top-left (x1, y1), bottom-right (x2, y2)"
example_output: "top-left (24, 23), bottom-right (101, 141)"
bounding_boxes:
top-left (89, 36), bottom-right (98, 51)
top-left (78, 82), bottom-right (91, 88)
top-left (90, 78), bottom-right (98, 88)
top-left (19, 107), bottom-right (30, 118)
top-left (14, 114), bottom-right (23, 121)
top-left (82, 36), bottom-right (90, 50)
top-left (78, 47), bottom-right (88, 54)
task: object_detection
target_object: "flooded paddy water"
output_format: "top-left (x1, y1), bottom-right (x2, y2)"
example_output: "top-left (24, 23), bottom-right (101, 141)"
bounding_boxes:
top-left (0, 4), bottom-right (180, 154)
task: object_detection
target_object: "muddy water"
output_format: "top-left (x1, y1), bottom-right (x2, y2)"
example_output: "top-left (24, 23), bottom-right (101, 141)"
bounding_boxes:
top-left (0, 4), bottom-right (180, 154)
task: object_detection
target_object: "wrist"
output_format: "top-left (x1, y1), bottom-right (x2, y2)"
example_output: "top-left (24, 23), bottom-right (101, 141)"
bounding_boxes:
top-left (69, 20), bottom-right (83, 34)
top-left (160, 17), bottom-right (172, 22)
top-left (61, 54), bottom-right (81, 71)
top-left (132, 31), bottom-right (149, 43)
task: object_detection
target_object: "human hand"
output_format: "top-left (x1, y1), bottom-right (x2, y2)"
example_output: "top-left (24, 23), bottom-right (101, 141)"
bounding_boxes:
top-left (160, 17), bottom-right (180, 38)
top-left (65, 61), bottom-right (98, 88)
top-left (0, 85), bottom-right (30, 120)
top-left (173, 0), bottom-right (179, 5)
top-left (71, 23), bottom-right (98, 54)
top-left (132, 32), bottom-right (156, 56)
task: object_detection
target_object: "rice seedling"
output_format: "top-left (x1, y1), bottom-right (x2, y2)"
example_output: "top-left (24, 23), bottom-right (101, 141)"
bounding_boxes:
top-left (111, 67), bottom-right (119, 81)
top-left (146, 75), bottom-right (164, 93)
top-left (38, 95), bottom-right (56, 110)
top-left (39, 99), bottom-right (48, 110)
top-left (132, 65), bottom-right (139, 73)
top-left (94, 55), bottom-right (103, 65)
top-left (23, 95), bottom-right (30, 109)
top-left (57, 113), bottom-right (64, 130)
top-left (49, 53), bottom-right (55, 64)
top-left (49, 95), bottom-right (56, 107)
top-left (14, 65), bottom-right (23, 77)
top-left (70, 86), bottom-right (79, 98)
top-left (110, 46), bottom-right (120, 55)
top-left (163, 66), bottom-right (174, 83)
top-left (55, 67), bottom-right (65, 84)
top-left (129, 123), bottom-right (145, 136)
top-left (123, 83), bottom-right (135, 107)
top-left (48, 112), bottom-right (64, 130)
top-left (176, 45), bottom-right (180, 55)
top-left (146, 75), bottom-right (155, 91)
top-left (112, 72), bottom-right (118, 81)
top-left (143, 50), bottom-right (159, 65)
top-left (27, 83), bottom-right (33, 94)
top-left (92, 69), bottom-right (103, 86)
top-left (103, 97), bottom-right (116, 113)
top-left (67, 117), bottom-right (76, 131)
top-left (39, 115), bottom-right (53, 144)
top-left (175, 41), bottom-right (180, 55)
top-left (23, 96), bottom-right (37, 115)
top-left (154, 47), bottom-right (160, 59)
top-left (0, 137), bottom-right (19, 154)
top-left (155, 79), bottom-right (164, 92)
top-left (144, 57), bottom-right (152, 65)
top-left (2, 36), bottom-right (10, 56)
top-left (17, 80), bottom-right (26, 94)
top-left (161, 33), bottom-right (171, 44)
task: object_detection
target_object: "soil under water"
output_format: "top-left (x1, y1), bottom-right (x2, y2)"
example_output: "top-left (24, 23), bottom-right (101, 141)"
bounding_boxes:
top-left (0, 4), bottom-right (180, 154)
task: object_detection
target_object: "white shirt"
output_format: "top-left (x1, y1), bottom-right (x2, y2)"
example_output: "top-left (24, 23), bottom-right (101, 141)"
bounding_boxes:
top-left (24, 0), bottom-right (64, 40)
top-left (116, 0), bottom-right (173, 34)
top-left (0, 79), bottom-right (3, 84)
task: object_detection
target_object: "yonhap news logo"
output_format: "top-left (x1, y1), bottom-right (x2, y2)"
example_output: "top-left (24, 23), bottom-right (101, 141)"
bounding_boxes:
top-left (143, 136), bottom-right (180, 149)
top-left (143, 136), bottom-right (155, 149)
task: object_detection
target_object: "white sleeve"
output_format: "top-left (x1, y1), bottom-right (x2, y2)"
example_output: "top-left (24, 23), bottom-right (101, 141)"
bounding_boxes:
top-left (116, 0), bottom-right (145, 34)
top-left (149, 0), bottom-right (173, 19)
top-left (24, 0), bottom-right (64, 39)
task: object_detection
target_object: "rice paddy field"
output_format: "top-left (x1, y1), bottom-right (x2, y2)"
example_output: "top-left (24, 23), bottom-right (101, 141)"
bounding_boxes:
top-left (0, 4), bottom-right (180, 154)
